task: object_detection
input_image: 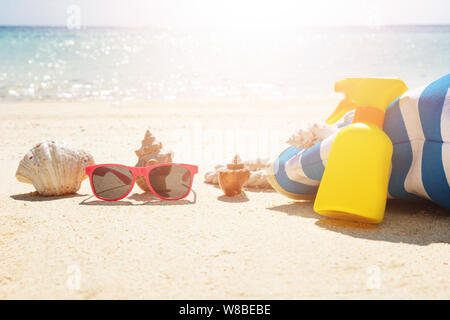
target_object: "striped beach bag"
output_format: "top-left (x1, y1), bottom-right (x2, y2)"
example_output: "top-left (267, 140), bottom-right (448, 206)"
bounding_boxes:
top-left (267, 74), bottom-right (450, 210)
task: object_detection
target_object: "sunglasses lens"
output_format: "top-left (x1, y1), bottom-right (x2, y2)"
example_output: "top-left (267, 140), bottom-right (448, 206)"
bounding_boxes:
top-left (148, 165), bottom-right (192, 199)
top-left (92, 166), bottom-right (133, 200)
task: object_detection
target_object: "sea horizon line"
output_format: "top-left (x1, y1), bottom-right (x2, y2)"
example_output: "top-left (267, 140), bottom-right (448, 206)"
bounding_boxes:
top-left (0, 23), bottom-right (449, 30)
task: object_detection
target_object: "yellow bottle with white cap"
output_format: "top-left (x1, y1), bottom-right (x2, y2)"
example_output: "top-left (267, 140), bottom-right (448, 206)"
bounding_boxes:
top-left (313, 78), bottom-right (408, 224)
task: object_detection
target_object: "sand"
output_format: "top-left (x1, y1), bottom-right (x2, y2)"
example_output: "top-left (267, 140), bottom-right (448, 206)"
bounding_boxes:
top-left (0, 101), bottom-right (449, 299)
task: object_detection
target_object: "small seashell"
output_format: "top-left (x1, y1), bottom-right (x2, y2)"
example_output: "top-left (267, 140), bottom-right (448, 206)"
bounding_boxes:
top-left (204, 169), bottom-right (220, 185)
top-left (287, 123), bottom-right (337, 149)
top-left (204, 157), bottom-right (272, 189)
top-left (15, 140), bottom-right (95, 196)
top-left (246, 169), bottom-right (272, 189)
top-left (218, 155), bottom-right (250, 196)
top-left (243, 157), bottom-right (271, 172)
top-left (134, 130), bottom-right (173, 191)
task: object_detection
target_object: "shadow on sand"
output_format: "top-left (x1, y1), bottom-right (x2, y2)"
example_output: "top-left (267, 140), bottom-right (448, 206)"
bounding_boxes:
top-left (217, 191), bottom-right (249, 203)
top-left (11, 192), bottom-right (87, 202)
top-left (267, 200), bottom-right (317, 219)
top-left (207, 182), bottom-right (275, 193)
top-left (268, 199), bottom-right (450, 246)
top-left (79, 189), bottom-right (197, 206)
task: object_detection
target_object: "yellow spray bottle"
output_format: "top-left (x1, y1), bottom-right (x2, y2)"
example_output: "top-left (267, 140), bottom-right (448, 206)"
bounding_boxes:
top-left (313, 78), bottom-right (408, 224)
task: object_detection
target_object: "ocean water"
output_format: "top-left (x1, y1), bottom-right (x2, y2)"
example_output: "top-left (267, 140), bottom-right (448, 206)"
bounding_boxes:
top-left (0, 25), bottom-right (449, 103)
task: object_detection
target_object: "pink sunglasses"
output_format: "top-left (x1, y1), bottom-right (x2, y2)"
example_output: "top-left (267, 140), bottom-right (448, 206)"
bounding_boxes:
top-left (85, 163), bottom-right (198, 201)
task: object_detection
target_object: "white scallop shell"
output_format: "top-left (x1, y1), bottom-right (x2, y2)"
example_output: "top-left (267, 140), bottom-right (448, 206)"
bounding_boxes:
top-left (15, 140), bottom-right (95, 196)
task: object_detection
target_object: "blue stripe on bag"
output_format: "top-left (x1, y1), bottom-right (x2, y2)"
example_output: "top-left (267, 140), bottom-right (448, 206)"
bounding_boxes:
top-left (385, 98), bottom-right (410, 144)
top-left (419, 74), bottom-right (450, 142)
top-left (419, 75), bottom-right (450, 208)
top-left (384, 99), bottom-right (420, 199)
top-left (301, 141), bottom-right (325, 181)
top-left (391, 143), bottom-right (422, 200)
top-left (422, 141), bottom-right (450, 209)
top-left (274, 146), bottom-right (318, 194)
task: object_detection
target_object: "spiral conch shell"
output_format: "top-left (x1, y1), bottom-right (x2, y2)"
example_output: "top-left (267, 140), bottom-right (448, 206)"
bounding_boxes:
top-left (134, 130), bottom-right (173, 191)
top-left (15, 140), bottom-right (95, 196)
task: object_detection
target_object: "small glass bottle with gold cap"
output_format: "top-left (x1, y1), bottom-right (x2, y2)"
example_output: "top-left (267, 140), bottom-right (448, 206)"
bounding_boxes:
top-left (313, 78), bottom-right (408, 224)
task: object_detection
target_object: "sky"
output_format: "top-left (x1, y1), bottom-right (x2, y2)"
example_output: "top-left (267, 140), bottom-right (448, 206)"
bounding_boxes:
top-left (1, 0), bottom-right (449, 28)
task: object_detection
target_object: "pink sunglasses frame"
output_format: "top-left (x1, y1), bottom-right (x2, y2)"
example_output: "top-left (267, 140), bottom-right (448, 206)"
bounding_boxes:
top-left (85, 163), bottom-right (198, 201)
